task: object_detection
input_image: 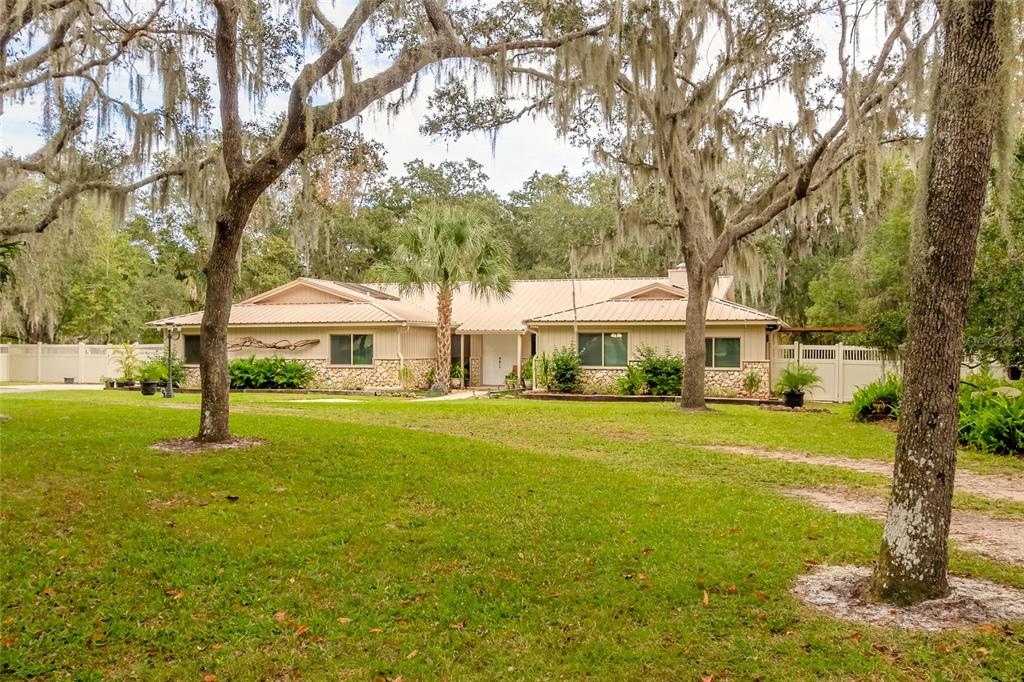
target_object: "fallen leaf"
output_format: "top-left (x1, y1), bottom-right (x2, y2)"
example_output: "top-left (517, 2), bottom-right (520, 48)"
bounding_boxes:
top-left (849, 631), bottom-right (862, 642)
top-left (163, 519), bottom-right (175, 527)
top-left (449, 622), bottom-right (465, 630)
top-left (726, 585), bottom-right (737, 594)
top-left (702, 590), bottom-right (709, 606)
top-left (701, 675), bottom-right (714, 682)
top-left (1, 637), bottom-right (16, 647)
top-left (756, 612), bottom-right (767, 622)
top-left (642, 547), bottom-right (654, 556)
top-left (406, 649), bottom-right (419, 659)
top-left (637, 573), bottom-right (647, 581)
top-left (936, 643), bottom-right (953, 654)
top-left (337, 617), bottom-right (353, 624)
top-left (977, 624), bottom-right (1001, 634)
top-left (369, 627), bottom-right (383, 633)
top-left (976, 647), bottom-right (990, 656)
top-left (295, 625), bottom-right (310, 637)
top-left (274, 611), bottom-right (287, 622)
top-left (202, 675), bottom-right (218, 682)
top-left (730, 527), bottom-right (742, 534)
top-left (518, 552), bottom-right (525, 560)
top-left (42, 587), bottom-right (56, 597)
top-left (164, 589), bottom-right (184, 600)
top-left (212, 643), bottom-right (222, 650)
top-left (90, 632), bottom-right (106, 642)
top-left (753, 591), bottom-right (769, 601)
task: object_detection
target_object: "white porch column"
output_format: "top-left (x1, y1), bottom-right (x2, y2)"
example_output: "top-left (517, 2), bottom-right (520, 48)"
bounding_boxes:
top-left (516, 333), bottom-right (522, 383)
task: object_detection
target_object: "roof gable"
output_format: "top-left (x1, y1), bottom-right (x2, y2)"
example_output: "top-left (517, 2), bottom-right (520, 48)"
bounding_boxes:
top-left (611, 282), bottom-right (687, 301)
top-left (241, 279), bottom-right (369, 305)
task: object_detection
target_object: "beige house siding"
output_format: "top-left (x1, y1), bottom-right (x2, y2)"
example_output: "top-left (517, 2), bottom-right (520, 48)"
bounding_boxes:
top-left (174, 324), bottom-right (438, 389)
top-left (533, 324), bottom-right (767, 362)
top-left (532, 323), bottom-right (771, 397)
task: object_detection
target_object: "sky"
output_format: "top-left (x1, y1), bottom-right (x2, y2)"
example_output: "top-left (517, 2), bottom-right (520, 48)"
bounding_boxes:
top-left (0, 1), bottom-right (897, 196)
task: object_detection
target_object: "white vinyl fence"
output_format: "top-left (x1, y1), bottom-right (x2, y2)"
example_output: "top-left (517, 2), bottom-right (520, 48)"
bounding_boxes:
top-left (0, 343), bottom-right (164, 384)
top-left (771, 343), bottom-right (903, 403)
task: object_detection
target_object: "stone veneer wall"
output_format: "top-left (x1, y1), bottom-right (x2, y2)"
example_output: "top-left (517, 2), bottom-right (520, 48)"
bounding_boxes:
top-left (181, 358), bottom-right (437, 390)
top-left (578, 359), bottom-right (772, 397)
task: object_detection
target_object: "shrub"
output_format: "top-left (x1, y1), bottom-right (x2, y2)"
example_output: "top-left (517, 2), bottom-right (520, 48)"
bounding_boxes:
top-left (138, 356), bottom-right (185, 386)
top-left (850, 373), bottom-right (902, 422)
top-left (958, 385), bottom-right (1024, 456)
top-left (742, 369), bottom-right (763, 396)
top-left (228, 356), bottom-right (314, 389)
top-left (615, 345), bottom-right (683, 396)
top-left (548, 346), bottom-right (582, 393)
top-left (774, 364), bottom-right (822, 395)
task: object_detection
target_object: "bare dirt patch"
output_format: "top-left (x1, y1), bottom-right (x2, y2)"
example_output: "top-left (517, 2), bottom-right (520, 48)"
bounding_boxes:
top-left (783, 487), bottom-right (1024, 566)
top-left (150, 437), bottom-right (266, 454)
top-left (700, 445), bottom-right (1024, 503)
top-left (792, 564), bottom-right (1024, 631)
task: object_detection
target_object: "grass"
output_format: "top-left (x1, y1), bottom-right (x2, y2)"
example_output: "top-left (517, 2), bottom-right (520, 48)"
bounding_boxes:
top-left (1, 391), bottom-right (1022, 679)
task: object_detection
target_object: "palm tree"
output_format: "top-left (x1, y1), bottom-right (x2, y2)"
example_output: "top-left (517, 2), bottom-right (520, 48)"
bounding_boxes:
top-left (373, 204), bottom-right (513, 392)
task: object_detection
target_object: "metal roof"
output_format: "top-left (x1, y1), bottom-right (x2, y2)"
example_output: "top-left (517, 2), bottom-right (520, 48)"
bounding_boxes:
top-left (525, 297), bottom-right (780, 324)
top-left (150, 274), bottom-right (775, 331)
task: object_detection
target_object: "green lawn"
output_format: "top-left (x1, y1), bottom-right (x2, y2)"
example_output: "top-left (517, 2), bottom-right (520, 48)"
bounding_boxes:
top-left (2, 391), bottom-right (1023, 679)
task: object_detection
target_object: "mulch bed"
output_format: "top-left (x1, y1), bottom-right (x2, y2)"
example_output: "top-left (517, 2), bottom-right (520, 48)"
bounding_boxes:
top-left (149, 437), bottom-right (266, 454)
top-left (792, 565), bottom-right (1024, 631)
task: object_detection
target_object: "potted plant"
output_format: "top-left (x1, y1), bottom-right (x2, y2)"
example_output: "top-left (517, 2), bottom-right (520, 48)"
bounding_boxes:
top-left (138, 358), bottom-right (163, 396)
top-left (113, 343), bottom-right (140, 388)
top-left (102, 376), bottom-right (115, 389)
top-left (505, 368), bottom-right (521, 390)
top-left (774, 364), bottom-right (822, 408)
top-left (450, 363), bottom-right (465, 389)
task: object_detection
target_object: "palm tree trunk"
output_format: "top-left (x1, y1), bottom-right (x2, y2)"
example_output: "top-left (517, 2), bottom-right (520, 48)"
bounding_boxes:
top-left (434, 286), bottom-right (453, 392)
top-left (869, 0), bottom-right (1004, 605)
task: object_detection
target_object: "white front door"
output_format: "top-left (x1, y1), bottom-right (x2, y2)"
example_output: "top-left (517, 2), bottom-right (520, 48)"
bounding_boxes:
top-left (482, 335), bottom-right (518, 385)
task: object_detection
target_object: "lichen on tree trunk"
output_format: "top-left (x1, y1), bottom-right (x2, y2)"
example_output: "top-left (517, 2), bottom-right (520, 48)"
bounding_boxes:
top-left (197, 215), bottom-right (246, 442)
top-left (869, 0), bottom-right (1006, 606)
top-left (680, 263), bottom-right (712, 409)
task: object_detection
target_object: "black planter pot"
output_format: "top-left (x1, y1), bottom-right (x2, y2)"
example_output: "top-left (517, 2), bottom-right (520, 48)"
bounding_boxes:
top-left (118, 379), bottom-right (136, 388)
top-left (1008, 366), bottom-right (1022, 381)
top-left (782, 391), bottom-right (805, 408)
top-left (140, 381), bottom-right (158, 396)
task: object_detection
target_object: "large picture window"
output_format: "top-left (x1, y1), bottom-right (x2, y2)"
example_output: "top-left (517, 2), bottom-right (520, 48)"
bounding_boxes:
top-left (578, 332), bottom-right (628, 367)
top-left (183, 334), bottom-right (201, 365)
top-left (705, 337), bottom-right (741, 368)
top-left (330, 334), bottom-right (373, 365)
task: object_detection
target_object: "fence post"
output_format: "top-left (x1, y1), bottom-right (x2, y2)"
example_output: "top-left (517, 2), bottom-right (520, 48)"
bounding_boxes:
top-left (794, 341), bottom-right (802, 366)
top-left (77, 342), bottom-right (86, 383)
top-left (835, 342), bottom-right (844, 402)
top-left (35, 342), bottom-right (42, 381)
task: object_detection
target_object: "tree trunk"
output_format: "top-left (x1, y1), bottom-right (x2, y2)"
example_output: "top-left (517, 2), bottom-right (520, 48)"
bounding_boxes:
top-left (680, 264), bottom-right (711, 409)
top-left (197, 215), bottom-right (245, 442)
top-left (869, 0), bottom-right (1004, 605)
top-left (434, 286), bottom-right (453, 392)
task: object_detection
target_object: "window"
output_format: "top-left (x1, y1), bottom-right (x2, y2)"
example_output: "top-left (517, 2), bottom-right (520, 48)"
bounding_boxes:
top-left (184, 334), bottom-right (201, 364)
top-left (705, 337), bottom-right (741, 368)
top-left (578, 332), bottom-right (628, 367)
top-left (330, 334), bottom-right (373, 365)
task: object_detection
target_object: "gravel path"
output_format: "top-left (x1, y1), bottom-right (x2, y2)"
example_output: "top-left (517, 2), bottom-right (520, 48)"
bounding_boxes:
top-left (783, 487), bottom-right (1024, 566)
top-left (698, 445), bottom-right (1024, 504)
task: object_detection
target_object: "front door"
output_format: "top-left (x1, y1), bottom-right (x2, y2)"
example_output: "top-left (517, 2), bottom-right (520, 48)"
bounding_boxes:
top-left (482, 335), bottom-right (518, 385)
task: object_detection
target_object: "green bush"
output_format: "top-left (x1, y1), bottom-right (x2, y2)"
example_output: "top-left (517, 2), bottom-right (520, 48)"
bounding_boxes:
top-left (742, 369), bottom-right (763, 396)
top-left (138, 356), bottom-right (185, 387)
top-left (850, 373), bottom-right (902, 422)
top-left (548, 346), bottom-right (582, 393)
top-left (228, 356), bottom-right (314, 389)
top-left (958, 385), bottom-right (1024, 456)
top-left (615, 345), bottom-right (683, 396)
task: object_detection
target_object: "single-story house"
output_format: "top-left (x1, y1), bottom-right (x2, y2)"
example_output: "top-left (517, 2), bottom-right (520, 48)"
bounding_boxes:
top-left (151, 267), bottom-right (782, 395)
